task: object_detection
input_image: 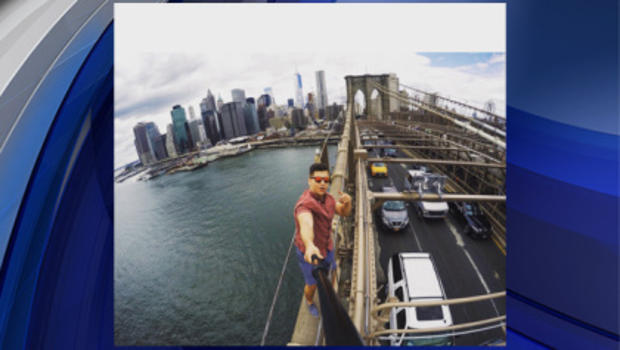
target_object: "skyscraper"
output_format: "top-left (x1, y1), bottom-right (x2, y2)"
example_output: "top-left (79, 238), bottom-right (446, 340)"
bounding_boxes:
top-left (170, 105), bottom-right (191, 154)
top-left (166, 124), bottom-right (178, 157)
top-left (133, 122), bottom-right (154, 165)
top-left (145, 122), bottom-right (167, 161)
top-left (315, 70), bottom-right (328, 110)
top-left (188, 105), bottom-right (197, 120)
top-left (221, 102), bottom-right (247, 140)
top-left (291, 108), bottom-right (306, 130)
top-left (264, 87), bottom-right (275, 105)
top-left (216, 94), bottom-right (224, 113)
top-left (189, 119), bottom-right (208, 148)
top-left (244, 97), bottom-right (260, 135)
top-left (201, 90), bottom-right (220, 145)
top-left (258, 94), bottom-right (271, 108)
top-left (205, 90), bottom-right (217, 111)
top-left (294, 72), bottom-right (304, 108)
top-left (287, 98), bottom-right (294, 108)
top-left (156, 134), bottom-right (168, 159)
top-left (231, 89), bottom-right (246, 105)
top-left (306, 92), bottom-right (316, 123)
top-left (257, 104), bottom-right (269, 131)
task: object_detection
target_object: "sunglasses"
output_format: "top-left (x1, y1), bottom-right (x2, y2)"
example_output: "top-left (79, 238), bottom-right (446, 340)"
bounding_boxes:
top-left (311, 176), bottom-right (331, 184)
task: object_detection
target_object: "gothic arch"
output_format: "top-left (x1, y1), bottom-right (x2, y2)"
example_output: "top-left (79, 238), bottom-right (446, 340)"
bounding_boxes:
top-left (345, 74), bottom-right (400, 120)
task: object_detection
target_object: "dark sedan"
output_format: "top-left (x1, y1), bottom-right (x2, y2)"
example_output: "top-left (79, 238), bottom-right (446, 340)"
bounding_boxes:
top-left (450, 202), bottom-right (491, 239)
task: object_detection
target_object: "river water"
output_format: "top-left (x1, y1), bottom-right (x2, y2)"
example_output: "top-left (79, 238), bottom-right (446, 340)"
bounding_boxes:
top-left (114, 146), bottom-right (337, 346)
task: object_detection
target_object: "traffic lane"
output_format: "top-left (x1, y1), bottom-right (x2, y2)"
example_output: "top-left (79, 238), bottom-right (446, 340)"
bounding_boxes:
top-left (411, 215), bottom-right (505, 345)
top-left (389, 147), bottom-right (506, 285)
top-left (375, 208), bottom-right (422, 269)
top-left (390, 161), bottom-right (505, 296)
top-left (389, 163), bottom-right (505, 344)
top-left (370, 164), bottom-right (420, 302)
top-left (389, 160), bottom-right (505, 291)
top-left (372, 159), bottom-right (505, 344)
top-left (450, 215), bottom-right (506, 291)
top-left (375, 211), bottom-right (422, 302)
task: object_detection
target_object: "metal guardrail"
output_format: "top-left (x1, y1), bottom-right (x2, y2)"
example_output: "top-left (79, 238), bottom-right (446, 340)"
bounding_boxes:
top-left (367, 157), bottom-right (505, 168)
top-left (369, 292), bottom-right (506, 341)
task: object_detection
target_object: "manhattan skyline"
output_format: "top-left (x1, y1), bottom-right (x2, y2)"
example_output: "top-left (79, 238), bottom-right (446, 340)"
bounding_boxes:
top-left (114, 3), bottom-right (505, 168)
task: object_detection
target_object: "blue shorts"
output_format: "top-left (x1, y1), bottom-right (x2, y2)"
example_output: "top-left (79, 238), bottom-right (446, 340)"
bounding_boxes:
top-left (295, 247), bottom-right (336, 286)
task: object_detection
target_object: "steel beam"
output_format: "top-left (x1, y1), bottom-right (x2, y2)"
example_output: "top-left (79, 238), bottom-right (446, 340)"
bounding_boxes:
top-left (362, 145), bottom-right (462, 151)
top-left (371, 192), bottom-right (506, 202)
top-left (367, 157), bottom-right (505, 168)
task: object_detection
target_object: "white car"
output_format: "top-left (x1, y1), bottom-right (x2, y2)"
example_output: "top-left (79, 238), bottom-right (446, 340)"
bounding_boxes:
top-left (404, 170), bottom-right (449, 219)
top-left (387, 252), bottom-right (454, 346)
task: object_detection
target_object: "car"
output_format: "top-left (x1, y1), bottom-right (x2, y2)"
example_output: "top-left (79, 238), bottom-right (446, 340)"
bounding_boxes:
top-left (363, 140), bottom-right (375, 150)
top-left (380, 186), bottom-right (409, 232)
top-left (404, 171), bottom-right (449, 219)
top-left (387, 252), bottom-right (454, 346)
top-left (450, 202), bottom-right (492, 239)
top-left (383, 148), bottom-right (398, 157)
top-left (408, 164), bottom-right (428, 174)
top-left (370, 162), bottom-right (388, 177)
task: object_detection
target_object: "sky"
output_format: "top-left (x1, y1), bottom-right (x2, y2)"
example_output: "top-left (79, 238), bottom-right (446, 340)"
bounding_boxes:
top-left (114, 3), bottom-right (506, 168)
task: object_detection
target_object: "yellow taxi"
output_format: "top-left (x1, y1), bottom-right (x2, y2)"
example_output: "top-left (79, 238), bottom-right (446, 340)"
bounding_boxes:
top-left (370, 162), bottom-right (388, 177)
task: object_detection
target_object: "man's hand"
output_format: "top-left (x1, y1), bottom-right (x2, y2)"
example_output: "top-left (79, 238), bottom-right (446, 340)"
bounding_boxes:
top-left (304, 243), bottom-right (323, 265)
top-left (338, 191), bottom-right (352, 206)
top-left (335, 191), bottom-right (353, 216)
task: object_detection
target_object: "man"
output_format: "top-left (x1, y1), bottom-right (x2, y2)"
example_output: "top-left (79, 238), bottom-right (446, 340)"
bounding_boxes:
top-left (294, 163), bottom-right (352, 317)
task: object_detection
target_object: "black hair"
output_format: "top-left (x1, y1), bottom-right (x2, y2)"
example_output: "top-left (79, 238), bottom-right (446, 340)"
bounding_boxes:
top-left (309, 163), bottom-right (329, 176)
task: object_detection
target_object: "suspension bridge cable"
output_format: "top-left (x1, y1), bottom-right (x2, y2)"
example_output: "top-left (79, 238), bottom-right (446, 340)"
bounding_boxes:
top-left (260, 232), bottom-right (296, 345)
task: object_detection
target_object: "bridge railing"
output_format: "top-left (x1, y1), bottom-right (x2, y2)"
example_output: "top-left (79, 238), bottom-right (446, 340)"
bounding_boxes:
top-left (369, 292), bottom-right (506, 343)
top-left (289, 103), bottom-right (354, 346)
top-left (349, 114), bottom-right (382, 344)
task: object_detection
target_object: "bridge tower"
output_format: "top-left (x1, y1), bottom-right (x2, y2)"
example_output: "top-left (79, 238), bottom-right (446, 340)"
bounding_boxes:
top-left (345, 74), bottom-right (400, 120)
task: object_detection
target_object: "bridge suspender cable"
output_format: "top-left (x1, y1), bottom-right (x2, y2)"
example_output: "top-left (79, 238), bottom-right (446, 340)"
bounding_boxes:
top-left (370, 82), bottom-right (506, 149)
top-left (260, 233), bottom-right (296, 345)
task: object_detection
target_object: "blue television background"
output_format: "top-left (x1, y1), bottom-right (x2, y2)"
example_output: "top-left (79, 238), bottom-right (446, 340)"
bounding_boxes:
top-left (0, 0), bottom-right (617, 349)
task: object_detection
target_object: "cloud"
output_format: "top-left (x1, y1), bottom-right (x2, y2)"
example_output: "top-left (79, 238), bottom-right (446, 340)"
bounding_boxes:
top-left (488, 53), bottom-right (506, 64)
top-left (113, 5), bottom-right (506, 168)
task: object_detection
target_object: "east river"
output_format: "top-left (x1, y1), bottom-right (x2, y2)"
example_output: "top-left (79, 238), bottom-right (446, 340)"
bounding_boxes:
top-left (115, 146), bottom-right (337, 345)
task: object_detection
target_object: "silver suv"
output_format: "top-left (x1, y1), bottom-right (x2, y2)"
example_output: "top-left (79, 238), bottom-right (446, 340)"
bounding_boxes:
top-left (387, 252), bottom-right (454, 346)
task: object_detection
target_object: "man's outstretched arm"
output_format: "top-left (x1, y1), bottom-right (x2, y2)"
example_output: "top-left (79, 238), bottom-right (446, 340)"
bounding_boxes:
top-left (298, 211), bottom-right (322, 264)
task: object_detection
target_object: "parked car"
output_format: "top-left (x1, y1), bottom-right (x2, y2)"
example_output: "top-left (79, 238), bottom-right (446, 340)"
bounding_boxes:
top-left (404, 171), bottom-right (448, 219)
top-left (370, 162), bottom-right (388, 177)
top-left (380, 186), bottom-right (409, 232)
top-left (450, 202), bottom-right (491, 239)
top-left (387, 252), bottom-right (454, 346)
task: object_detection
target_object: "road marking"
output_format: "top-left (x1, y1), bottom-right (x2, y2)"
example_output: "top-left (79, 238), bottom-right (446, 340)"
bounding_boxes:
top-left (445, 217), bottom-right (465, 247)
top-left (494, 271), bottom-right (500, 280)
top-left (491, 235), bottom-right (506, 256)
top-left (464, 249), bottom-right (500, 317)
top-left (408, 223), bottom-right (423, 251)
top-left (400, 164), bottom-right (407, 169)
top-left (446, 216), bottom-right (501, 318)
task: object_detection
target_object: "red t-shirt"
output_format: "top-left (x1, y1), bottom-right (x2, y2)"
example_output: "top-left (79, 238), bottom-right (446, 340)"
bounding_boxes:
top-left (294, 189), bottom-right (336, 257)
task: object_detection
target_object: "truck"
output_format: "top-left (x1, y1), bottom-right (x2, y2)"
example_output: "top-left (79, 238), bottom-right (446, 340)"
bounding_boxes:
top-left (404, 170), bottom-right (449, 219)
top-left (450, 202), bottom-right (492, 239)
top-left (387, 252), bottom-right (454, 346)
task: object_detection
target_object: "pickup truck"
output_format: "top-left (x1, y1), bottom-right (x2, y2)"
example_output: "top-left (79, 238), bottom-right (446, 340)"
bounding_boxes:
top-left (404, 171), bottom-right (449, 219)
top-left (449, 202), bottom-right (491, 239)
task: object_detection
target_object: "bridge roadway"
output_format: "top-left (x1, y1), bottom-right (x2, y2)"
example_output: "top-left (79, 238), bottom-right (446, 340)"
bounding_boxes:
top-left (369, 147), bottom-right (505, 345)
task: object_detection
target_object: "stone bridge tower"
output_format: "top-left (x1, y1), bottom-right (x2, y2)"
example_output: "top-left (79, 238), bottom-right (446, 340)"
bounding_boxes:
top-left (345, 74), bottom-right (400, 120)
